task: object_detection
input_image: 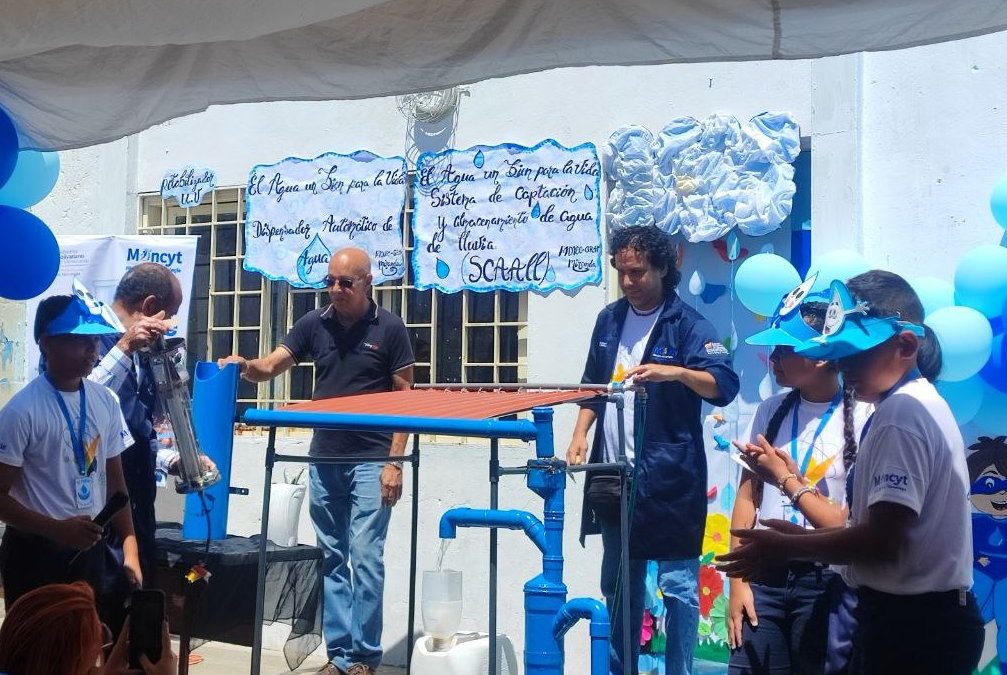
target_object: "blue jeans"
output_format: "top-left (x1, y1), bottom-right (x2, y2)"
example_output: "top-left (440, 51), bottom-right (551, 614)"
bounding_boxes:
top-left (727, 564), bottom-right (835, 675)
top-left (309, 462), bottom-right (391, 670)
top-left (599, 513), bottom-right (700, 675)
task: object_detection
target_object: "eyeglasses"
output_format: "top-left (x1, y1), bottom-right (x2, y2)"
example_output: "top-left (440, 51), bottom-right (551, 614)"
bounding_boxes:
top-left (972, 475), bottom-right (1007, 496)
top-left (323, 275), bottom-right (357, 289)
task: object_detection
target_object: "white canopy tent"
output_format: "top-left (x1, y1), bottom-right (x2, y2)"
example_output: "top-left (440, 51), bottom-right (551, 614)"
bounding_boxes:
top-left (2, 0), bottom-right (1007, 150)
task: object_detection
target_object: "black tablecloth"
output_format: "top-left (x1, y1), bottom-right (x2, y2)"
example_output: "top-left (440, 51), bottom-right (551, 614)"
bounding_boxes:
top-left (153, 522), bottom-right (322, 670)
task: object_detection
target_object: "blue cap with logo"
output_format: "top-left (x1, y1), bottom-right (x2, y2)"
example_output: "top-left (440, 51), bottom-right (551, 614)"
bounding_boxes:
top-left (40, 279), bottom-right (122, 339)
top-left (795, 279), bottom-right (925, 360)
top-left (745, 273), bottom-right (828, 348)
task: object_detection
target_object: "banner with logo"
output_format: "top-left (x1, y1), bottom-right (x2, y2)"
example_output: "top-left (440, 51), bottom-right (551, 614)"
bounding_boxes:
top-left (24, 234), bottom-right (199, 380)
top-left (244, 151), bottom-right (408, 287)
top-left (411, 139), bottom-right (603, 294)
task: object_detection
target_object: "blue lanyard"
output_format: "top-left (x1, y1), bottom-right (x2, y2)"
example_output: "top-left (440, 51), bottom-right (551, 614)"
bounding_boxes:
top-left (790, 390), bottom-right (842, 475)
top-left (48, 378), bottom-right (89, 477)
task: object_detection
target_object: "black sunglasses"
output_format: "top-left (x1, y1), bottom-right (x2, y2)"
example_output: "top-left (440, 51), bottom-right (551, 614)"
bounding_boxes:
top-left (323, 275), bottom-right (357, 289)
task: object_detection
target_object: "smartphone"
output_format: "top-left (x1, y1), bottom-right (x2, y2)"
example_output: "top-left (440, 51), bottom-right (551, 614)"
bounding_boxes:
top-left (128, 589), bottom-right (165, 669)
top-left (93, 491), bottom-right (130, 529)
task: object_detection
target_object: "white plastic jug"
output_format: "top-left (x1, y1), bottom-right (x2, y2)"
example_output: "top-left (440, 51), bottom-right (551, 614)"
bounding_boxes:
top-left (410, 633), bottom-right (518, 675)
top-left (267, 482), bottom-right (306, 547)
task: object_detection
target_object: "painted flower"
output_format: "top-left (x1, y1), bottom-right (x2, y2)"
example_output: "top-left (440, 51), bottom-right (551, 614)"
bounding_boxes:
top-left (698, 564), bottom-right (724, 617)
top-left (640, 610), bottom-right (654, 646)
top-left (702, 512), bottom-right (731, 559)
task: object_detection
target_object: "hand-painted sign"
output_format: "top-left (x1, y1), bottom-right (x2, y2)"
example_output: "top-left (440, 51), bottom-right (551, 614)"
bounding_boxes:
top-left (160, 166), bottom-right (216, 207)
top-left (412, 140), bottom-right (602, 293)
top-left (244, 151), bottom-right (407, 287)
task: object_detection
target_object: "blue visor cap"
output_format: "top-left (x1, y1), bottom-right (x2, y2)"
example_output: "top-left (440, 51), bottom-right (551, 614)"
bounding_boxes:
top-left (795, 280), bottom-right (925, 360)
top-left (42, 295), bottom-right (120, 339)
top-left (746, 273), bottom-right (827, 347)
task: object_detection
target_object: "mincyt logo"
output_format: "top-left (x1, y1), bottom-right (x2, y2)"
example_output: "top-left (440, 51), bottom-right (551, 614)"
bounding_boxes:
top-left (873, 472), bottom-right (909, 491)
top-left (126, 248), bottom-right (183, 267)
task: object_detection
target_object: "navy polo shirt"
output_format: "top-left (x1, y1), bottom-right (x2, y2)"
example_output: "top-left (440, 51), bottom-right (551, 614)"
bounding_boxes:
top-left (281, 301), bottom-right (414, 457)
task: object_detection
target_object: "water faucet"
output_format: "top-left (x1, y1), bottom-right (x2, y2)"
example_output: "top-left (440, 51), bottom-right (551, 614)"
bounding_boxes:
top-left (438, 507), bottom-right (548, 555)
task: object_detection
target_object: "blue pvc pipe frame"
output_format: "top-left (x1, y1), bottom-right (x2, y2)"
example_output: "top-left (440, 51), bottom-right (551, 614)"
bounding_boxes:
top-left (242, 402), bottom-right (620, 675)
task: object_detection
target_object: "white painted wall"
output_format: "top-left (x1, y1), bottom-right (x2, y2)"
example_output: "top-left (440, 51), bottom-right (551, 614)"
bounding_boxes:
top-left (27, 27), bottom-right (1007, 672)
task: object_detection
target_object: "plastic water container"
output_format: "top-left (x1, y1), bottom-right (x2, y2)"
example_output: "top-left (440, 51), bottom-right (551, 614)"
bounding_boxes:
top-left (422, 569), bottom-right (463, 648)
top-left (410, 632), bottom-right (519, 675)
top-left (266, 482), bottom-right (306, 547)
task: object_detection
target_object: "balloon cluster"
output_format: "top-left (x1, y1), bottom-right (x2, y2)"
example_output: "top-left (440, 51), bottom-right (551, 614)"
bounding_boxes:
top-left (733, 231), bottom-right (1007, 434)
top-left (0, 107), bottom-right (61, 300)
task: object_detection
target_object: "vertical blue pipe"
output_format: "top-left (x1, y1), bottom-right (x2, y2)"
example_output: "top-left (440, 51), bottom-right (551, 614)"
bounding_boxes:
top-left (183, 361), bottom-right (239, 540)
top-left (533, 407), bottom-right (555, 459)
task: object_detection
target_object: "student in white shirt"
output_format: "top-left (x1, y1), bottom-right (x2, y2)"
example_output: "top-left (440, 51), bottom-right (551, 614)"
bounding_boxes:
top-left (0, 294), bottom-right (139, 618)
top-left (727, 286), bottom-right (869, 675)
top-left (719, 270), bottom-right (983, 675)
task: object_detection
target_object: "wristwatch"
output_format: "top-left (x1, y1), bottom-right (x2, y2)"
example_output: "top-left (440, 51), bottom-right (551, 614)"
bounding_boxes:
top-left (386, 460), bottom-right (404, 470)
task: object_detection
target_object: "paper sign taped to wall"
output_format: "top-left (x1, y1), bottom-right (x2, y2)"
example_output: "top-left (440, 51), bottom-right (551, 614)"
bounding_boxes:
top-left (244, 151), bottom-right (407, 287)
top-left (411, 140), bottom-right (602, 293)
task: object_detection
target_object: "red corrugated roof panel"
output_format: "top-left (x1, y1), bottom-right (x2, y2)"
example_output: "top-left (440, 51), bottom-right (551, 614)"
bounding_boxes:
top-left (280, 388), bottom-right (598, 419)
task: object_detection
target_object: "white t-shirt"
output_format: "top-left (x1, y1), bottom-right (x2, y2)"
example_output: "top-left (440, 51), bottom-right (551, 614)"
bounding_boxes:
top-left (603, 303), bottom-right (664, 464)
top-left (845, 377), bottom-right (973, 595)
top-left (742, 390), bottom-right (871, 528)
top-left (0, 376), bottom-right (133, 520)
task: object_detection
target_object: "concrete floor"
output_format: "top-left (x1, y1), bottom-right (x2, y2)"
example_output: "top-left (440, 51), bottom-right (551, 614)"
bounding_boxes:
top-left (178, 640), bottom-right (405, 675)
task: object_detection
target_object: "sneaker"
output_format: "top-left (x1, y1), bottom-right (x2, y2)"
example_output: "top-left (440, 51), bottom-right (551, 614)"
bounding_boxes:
top-left (315, 664), bottom-right (345, 675)
top-left (345, 664), bottom-right (376, 675)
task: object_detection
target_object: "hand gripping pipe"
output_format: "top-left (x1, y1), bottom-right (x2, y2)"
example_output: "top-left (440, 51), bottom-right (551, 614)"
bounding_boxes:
top-left (552, 598), bottom-right (610, 675)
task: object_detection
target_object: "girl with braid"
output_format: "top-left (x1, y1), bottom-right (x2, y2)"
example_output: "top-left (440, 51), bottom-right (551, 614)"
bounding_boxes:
top-left (726, 281), bottom-right (871, 675)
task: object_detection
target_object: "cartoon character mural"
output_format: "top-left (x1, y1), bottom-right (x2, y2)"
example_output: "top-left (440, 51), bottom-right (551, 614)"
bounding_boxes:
top-left (970, 435), bottom-right (1007, 675)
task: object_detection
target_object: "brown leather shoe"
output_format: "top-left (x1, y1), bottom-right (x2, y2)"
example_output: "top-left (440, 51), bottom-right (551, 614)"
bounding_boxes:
top-left (345, 664), bottom-right (376, 675)
top-left (315, 663), bottom-right (345, 675)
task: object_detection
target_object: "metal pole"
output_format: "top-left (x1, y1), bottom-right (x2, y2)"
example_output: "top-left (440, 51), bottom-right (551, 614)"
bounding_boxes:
top-left (250, 426), bottom-right (277, 675)
top-left (406, 434), bottom-right (420, 674)
top-left (414, 382), bottom-right (644, 393)
top-left (615, 394), bottom-right (631, 675)
top-left (489, 437), bottom-right (499, 675)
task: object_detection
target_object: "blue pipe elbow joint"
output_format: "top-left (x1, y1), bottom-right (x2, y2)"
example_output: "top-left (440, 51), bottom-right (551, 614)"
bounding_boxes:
top-left (552, 597), bottom-right (610, 640)
top-left (438, 507), bottom-right (548, 554)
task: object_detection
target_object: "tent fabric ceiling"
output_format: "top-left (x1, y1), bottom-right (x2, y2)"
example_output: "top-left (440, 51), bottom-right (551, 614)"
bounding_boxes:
top-left (2, 0), bottom-right (1006, 150)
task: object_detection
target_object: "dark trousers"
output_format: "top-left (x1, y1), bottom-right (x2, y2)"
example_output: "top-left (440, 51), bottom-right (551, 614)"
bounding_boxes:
top-left (848, 587), bottom-right (983, 675)
top-left (0, 527), bottom-right (121, 621)
top-left (728, 564), bottom-right (835, 675)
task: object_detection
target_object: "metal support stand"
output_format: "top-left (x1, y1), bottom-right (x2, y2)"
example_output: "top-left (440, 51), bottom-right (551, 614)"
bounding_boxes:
top-left (250, 440), bottom-right (421, 675)
top-left (251, 426), bottom-right (277, 675)
top-left (406, 433), bottom-right (421, 674)
top-left (615, 393), bottom-right (631, 675)
top-left (489, 437), bottom-right (500, 675)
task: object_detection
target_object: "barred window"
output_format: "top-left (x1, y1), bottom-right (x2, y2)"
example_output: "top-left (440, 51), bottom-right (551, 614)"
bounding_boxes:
top-left (138, 180), bottom-right (528, 416)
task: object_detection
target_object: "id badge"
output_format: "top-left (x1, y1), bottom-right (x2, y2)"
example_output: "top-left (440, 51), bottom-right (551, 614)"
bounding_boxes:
top-left (75, 476), bottom-right (94, 510)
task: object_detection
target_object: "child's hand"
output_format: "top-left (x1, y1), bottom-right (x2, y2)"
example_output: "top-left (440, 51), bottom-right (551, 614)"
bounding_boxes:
top-left (50, 516), bottom-right (103, 550)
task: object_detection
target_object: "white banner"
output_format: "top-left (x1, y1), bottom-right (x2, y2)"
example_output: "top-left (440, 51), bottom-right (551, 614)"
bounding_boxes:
top-left (24, 234), bottom-right (199, 380)
top-left (244, 151), bottom-right (408, 287)
top-left (412, 139), bottom-right (603, 294)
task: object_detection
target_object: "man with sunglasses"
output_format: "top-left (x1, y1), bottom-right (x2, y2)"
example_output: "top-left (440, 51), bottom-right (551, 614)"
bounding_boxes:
top-left (219, 247), bottom-right (414, 675)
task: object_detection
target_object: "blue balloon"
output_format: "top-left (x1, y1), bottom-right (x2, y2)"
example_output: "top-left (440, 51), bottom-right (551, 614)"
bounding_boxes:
top-left (980, 332), bottom-right (1007, 392)
top-left (973, 382), bottom-right (1007, 436)
top-left (936, 377), bottom-right (984, 425)
top-left (910, 277), bottom-right (955, 318)
top-left (0, 151), bottom-right (60, 208)
top-left (0, 108), bottom-right (17, 190)
top-left (927, 306), bottom-right (993, 382)
top-left (805, 249), bottom-right (871, 292)
top-left (733, 253), bottom-right (801, 316)
top-left (992, 175), bottom-right (1007, 229)
top-left (954, 245), bottom-right (1007, 318)
top-left (0, 207), bottom-right (59, 300)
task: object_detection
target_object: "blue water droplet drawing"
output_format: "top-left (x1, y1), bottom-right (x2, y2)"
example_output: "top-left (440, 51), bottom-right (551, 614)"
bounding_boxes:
top-left (544, 266), bottom-right (556, 282)
top-left (727, 231), bottom-right (741, 261)
top-left (531, 202), bottom-right (542, 219)
top-left (720, 483), bottom-right (736, 511)
top-left (436, 258), bottom-right (451, 279)
top-left (296, 234), bottom-right (331, 286)
top-left (473, 150), bottom-right (485, 169)
top-left (584, 185), bottom-right (594, 200)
